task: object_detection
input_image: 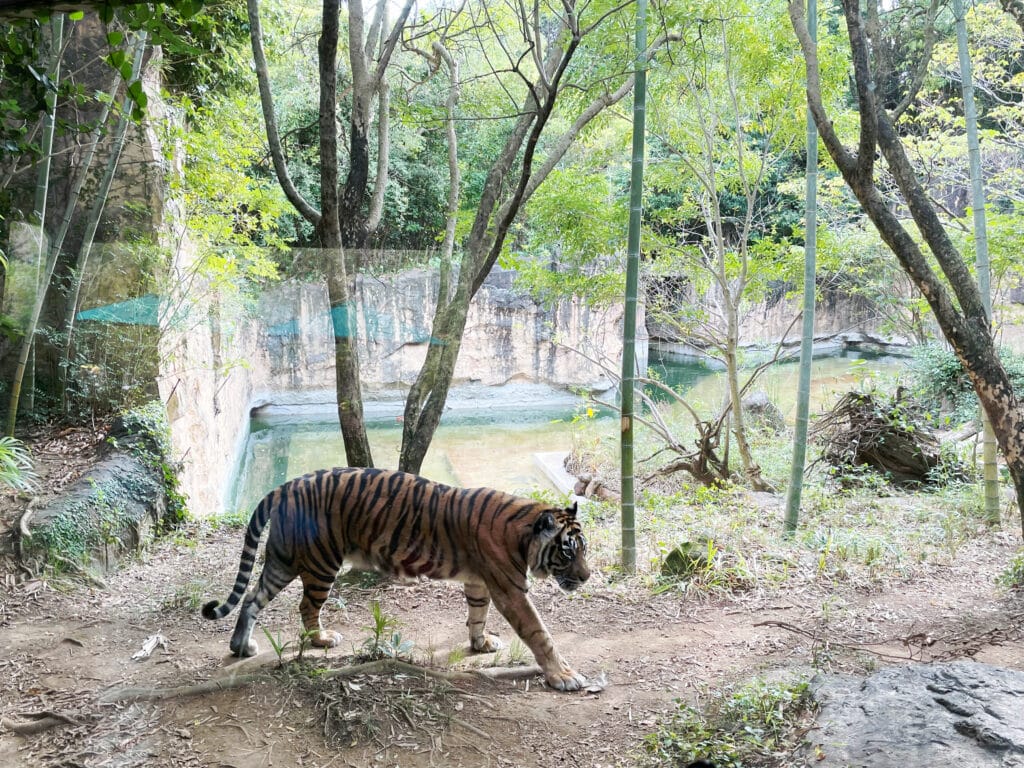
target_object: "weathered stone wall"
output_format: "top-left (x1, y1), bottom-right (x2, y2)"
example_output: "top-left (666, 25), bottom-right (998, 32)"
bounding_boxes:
top-left (157, 268), bottom-right (632, 516)
top-left (646, 278), bottom-right (910, 359)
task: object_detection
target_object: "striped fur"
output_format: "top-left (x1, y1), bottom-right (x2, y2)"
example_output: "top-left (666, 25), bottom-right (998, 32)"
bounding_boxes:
top-left (202, 467), bottom-right (590, 690)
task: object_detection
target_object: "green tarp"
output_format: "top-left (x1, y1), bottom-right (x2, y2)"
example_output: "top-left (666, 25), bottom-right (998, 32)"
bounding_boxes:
top-left (76, 294), bottom-right (160, 326)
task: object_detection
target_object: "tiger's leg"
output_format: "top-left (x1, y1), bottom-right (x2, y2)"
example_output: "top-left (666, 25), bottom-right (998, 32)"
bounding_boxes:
top-left (299, 572), bottom-right (343, 648)
top-left (488, 587), bottom-right (585, 692)
top-left (230, 557), bottom-right (295, 657)
top-left (464, 582), bottom-right (503, 653)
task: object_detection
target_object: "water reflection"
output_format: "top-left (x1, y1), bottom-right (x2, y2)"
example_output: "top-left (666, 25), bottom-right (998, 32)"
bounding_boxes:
top-left (646, 349), bottom-right (908, 420)
top-left (231, 415), bottom-right (580, 514)
top-left (231, 350), bottom-right (907, 513)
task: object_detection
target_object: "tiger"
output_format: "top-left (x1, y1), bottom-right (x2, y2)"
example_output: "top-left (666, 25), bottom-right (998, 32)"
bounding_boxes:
top-left (201, 466), bottom-right (591, 691)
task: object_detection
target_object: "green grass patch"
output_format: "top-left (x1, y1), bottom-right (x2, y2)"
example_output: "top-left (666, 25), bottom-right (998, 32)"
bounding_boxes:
top-left (643, 676), bottom-right (815, 767)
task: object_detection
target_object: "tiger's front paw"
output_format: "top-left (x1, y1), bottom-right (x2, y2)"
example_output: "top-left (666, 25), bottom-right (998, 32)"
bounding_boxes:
top-left (310, 629), bottom-right (343, 648)
top-left (470, 633), bottom-right (503, 653)
top-left (545, 666), bottom-right (586, 692)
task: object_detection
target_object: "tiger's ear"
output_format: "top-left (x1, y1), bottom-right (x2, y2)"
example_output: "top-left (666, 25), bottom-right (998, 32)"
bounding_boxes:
top-left (566, 500), bottom-right (578, 518)
top-left (533, 511), bottom-right (558, 539)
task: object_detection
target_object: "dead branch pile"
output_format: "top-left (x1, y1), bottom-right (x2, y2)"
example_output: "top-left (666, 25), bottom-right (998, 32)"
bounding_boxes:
top-left (811, 389), bottom-right (968, 487)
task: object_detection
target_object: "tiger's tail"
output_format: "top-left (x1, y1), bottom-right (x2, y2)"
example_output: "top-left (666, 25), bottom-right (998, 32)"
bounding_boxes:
top-left (201, 492), bottom-right (276, 620)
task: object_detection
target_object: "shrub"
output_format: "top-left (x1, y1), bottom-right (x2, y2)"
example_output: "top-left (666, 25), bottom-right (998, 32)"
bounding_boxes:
top-left (909, 344), bottom-right (1024, 426)
top-left (644, 677), bottom-right (814, 767)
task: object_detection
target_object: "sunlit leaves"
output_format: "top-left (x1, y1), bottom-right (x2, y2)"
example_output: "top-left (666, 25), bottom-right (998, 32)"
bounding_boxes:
top-left (505, 166), bottom-right (627, 306)
top-left (166, 93), bottom-right (290, 289)
top-left (911, 2), bottom-right (1024, 208)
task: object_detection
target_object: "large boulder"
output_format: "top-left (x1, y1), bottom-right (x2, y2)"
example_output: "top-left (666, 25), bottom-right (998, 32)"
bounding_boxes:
top-left (19, 415), bottom-right (175, 574)
top-left (806, 661), bottom-right (1024, 767)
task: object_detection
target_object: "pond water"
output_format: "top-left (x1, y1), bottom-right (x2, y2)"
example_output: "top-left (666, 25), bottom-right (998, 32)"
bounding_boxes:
top-left (230, 350), bottom-right (909, 513)
top-left (647, 348), bottom-right (908, 419)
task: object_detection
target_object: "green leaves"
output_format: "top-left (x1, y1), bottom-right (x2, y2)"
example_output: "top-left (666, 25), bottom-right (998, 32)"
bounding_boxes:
top-left (0, 436), bottom-right (38, 492)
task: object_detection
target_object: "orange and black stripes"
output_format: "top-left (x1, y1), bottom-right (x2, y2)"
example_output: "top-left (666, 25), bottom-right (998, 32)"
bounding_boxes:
top-left (201, 467), bottom-right (592, 691)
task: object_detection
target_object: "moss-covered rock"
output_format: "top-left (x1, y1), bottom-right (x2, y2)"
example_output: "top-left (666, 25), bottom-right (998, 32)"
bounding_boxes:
top-left (20, 401), bottom-right (184, 574)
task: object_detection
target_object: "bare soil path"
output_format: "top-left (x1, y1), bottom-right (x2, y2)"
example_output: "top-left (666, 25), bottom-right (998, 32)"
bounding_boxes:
top-left (1, 428), bottom-right (1022, 767)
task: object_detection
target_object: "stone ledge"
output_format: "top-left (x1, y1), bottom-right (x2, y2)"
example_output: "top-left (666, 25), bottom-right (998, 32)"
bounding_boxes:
top-left (807, 661), bottom-right (1024, 767)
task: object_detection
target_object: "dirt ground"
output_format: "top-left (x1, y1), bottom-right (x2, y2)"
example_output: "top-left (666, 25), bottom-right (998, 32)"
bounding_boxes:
top-left (1, 426), bottom-right (1023, 768)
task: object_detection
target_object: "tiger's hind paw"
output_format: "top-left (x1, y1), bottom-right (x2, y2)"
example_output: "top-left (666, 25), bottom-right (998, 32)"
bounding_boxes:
top-left (470, 633), bottom-right (503, 653)
top-left (229, 640), bottom-right (259, 658)
top-left (545, 667), bottom-right (586, 692)
top-left (309, 629), bottom-right (343, 648)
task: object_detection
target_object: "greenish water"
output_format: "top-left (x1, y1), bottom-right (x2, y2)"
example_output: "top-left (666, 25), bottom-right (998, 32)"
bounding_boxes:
top-left (231, 416), bottom-right (579, 514)
top-left (647, 349), bottom-right (909, 421)
top-left (230, 350), bottom-right (908, 514)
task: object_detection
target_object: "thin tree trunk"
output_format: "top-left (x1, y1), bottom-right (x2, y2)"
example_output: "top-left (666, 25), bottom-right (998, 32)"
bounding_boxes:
top-left (396, 41), bottom-right (461, 473)
top-left (785, 0), bottom-right (818, 537)
top-left (7, 14), bottom-right (64, 436)
top-left (339, 0), bottom-right (412, 248)
top-left (620, 0), bottom-right (647, 574)
top-left (246, 0), bottom-right (320, 224)
top-left (954, 0), bottom-right (999, 523)
top-left (319, 0), bottom-right (373, 467)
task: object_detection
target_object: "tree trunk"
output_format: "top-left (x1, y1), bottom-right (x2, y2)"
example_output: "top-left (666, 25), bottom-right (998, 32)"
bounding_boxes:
top-left (620, 0), bottom-right (648, 574)
top-left (319, 0), bottom-right (372, 467)
top-left (953, 0), bottom-right (999, 523)
top-left (789, 0), bottom-right (1024, 536)
top-left (784, 0), bottom-right (819, 536)
top-left (399, 296), bottom-right (466, 472)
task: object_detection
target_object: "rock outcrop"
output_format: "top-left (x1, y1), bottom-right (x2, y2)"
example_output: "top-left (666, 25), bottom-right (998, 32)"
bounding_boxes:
top-left (807, 661), bottom-right (1024, 767)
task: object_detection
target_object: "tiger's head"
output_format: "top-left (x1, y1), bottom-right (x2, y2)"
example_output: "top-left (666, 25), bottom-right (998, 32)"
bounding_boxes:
top-left (529, 502), bottom-right (590, 591)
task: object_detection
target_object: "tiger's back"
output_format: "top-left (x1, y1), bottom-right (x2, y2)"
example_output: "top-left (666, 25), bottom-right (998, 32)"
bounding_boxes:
top-left (202, 467), bottom-right (590, 691)
top-left (272, 467), bottom-right (538, 584)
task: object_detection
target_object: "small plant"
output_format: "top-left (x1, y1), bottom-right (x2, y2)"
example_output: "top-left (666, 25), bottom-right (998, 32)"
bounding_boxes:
top-left (263, 627), bottom-right (293, 666)
top-left (505, 638), bottom-right (529, 666)
top-left (209, 509), bottom-right (252, 529)
top-left (488, 637), bottom-right (530, 668)
top-left (0, 436), bottom-right (38, 492)
top-left (446, 646), bottom-right (468, 667)
top-left (998, 550), bottom-right (1024, 590)
top-left (653, 537), bottom-right (753, 595)
top-left (296, 628), bottom-right (319, 661)
top-left (114, 401), bottom-right (188, 527)
top-left (360, 601), bottom-right (414, 660)
top-left (163, 579), bottom-right (210, 611)
top-left (643, 677), bottom-right (813, 767)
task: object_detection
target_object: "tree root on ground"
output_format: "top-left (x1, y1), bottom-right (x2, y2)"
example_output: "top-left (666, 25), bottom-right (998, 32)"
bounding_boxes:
top-left (2, 710), bottom-right (84, 735)
top-left (810, 389), bottom-right (967, 486)
top-left (99, 658), bottom-right (542, 704)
